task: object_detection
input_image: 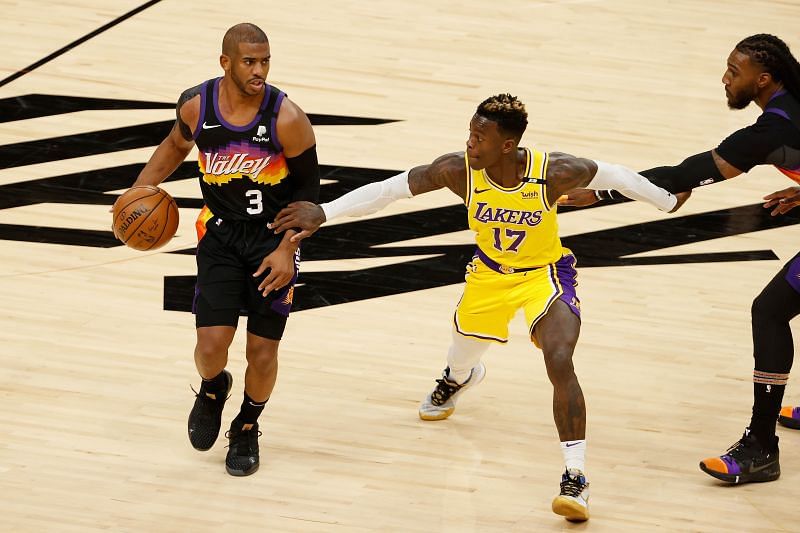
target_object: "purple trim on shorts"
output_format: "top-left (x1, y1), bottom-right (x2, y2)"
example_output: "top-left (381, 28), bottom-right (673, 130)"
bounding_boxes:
top-left (191, 285), bottom-right (201, 314)
top-left (784, 253), bottom-right (800, 294)
top-left (191, 81), bottom-right (209, 141)
top-left (555, 254), bottom-right (581, 319)
top-left (721, 455), bottom-right (742, 475)
top-left (765, 107), bottom-right (791, 121)
top-left (270, 90), bottom-right (286, 153)
top-left (212, 78), bottom-right (266, 132)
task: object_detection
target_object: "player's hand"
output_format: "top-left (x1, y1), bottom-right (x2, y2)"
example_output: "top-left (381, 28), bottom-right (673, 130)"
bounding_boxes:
top-left (270, 201), bottom-right (326, 242)
top-left (557, 188), bottom-right (599, 207)
top-left (669, 190), bottom-right (692, 213)
top-left (763, 186), bottom-right (800, 216)
top-left (254, 245), bottom-right (295, 297)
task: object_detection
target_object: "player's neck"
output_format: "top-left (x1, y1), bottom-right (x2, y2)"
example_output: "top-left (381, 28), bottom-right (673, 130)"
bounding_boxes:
top-left (218, 77), bottom-right (264, 124)
top-left (484, 148), bottom-right (526, 187)
top-left (755, 83), bottom-right (785, 110)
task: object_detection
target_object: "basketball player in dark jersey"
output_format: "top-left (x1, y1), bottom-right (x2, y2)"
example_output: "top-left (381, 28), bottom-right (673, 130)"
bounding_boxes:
top-left (121, 23), bottom-right (319, 476)
top-left (563, 34), bottom-right (800, 485)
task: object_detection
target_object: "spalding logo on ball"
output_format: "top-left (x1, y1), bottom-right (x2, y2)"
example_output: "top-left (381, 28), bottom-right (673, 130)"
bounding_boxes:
top-left (112, 185), bottom-right (179, 250)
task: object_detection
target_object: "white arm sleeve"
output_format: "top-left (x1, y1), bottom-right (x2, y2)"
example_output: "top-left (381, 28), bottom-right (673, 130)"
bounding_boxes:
top-left (321, 171), bottom-right (413, 221)
top-left (587, 160), bottom-right (677, 212)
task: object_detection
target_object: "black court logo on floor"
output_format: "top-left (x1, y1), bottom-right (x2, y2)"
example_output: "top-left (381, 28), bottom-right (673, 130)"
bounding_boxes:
top-left (1, 94), bottom-right (796, 312)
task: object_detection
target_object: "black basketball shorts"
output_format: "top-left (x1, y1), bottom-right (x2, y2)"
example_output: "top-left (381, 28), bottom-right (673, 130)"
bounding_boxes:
top-left (193, 211), bottom-right (299, 340)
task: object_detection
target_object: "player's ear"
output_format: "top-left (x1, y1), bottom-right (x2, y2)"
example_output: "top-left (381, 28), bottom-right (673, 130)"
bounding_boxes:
top-left (220, 54), bottom-right (230, 72)
top-left (757, 71), bottom-right (773, 88)
top-left (502, 138), bottom-right (516, 154)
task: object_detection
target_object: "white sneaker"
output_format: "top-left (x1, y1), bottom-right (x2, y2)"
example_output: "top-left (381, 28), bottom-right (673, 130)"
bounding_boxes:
top-left (551, 468), bottom-right (590, 522)
top-left (418, 363), bottom-right (486, 421)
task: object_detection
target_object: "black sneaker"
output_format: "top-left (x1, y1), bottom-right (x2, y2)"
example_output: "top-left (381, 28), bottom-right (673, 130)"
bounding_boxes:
top-left (187, 370), bottom-right (233, 451)
top-left (699, 429), bottom-right (780, 484)
top-left (225, 420), bottom-right (261, 476)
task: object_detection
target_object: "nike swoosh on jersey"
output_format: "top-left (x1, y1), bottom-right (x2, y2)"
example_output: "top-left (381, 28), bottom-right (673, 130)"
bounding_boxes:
top-left (202, 122), bottom-right (222, 129)
top-left (473, 187), bottom-right (491, 194)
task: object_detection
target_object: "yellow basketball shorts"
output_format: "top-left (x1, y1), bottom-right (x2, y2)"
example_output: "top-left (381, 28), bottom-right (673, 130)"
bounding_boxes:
top-left (453, 250), bottom-right (581, 343)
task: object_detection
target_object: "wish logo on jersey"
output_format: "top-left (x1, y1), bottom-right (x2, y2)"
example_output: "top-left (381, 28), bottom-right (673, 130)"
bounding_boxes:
top-left (200, 140), bottom-right (288, 187)
top-left (473, 201), bottom-right (543, 226)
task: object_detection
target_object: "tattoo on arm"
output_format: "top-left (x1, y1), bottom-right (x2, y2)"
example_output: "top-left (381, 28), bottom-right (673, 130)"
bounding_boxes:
top-left (408, 152), bottom-right (467, 200)
top-left (545, 153), bottom-right (595, 203)
top-left (176, 83), bottom-right (203, 142)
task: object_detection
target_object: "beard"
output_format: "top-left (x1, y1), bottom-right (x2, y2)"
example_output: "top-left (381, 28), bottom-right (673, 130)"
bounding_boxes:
top-left (231, 72), bottom-right (262, 96)
top-left (727, 86), bottom-right (758, 110)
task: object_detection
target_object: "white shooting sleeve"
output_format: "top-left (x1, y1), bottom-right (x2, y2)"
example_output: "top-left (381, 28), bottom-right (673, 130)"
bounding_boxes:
top-left (321, 171), bottom-right (413, 221)
top-left (587, 161), bottom-right (677, 212)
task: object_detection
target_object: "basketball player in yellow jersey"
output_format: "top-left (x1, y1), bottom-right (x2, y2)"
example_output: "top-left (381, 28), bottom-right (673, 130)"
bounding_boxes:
top-left (271, 94), bottom-right (684, 521)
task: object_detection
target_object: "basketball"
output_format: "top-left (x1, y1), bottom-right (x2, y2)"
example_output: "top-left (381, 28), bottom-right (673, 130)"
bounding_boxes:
top-left (112, 185), bottom-right (179, 251)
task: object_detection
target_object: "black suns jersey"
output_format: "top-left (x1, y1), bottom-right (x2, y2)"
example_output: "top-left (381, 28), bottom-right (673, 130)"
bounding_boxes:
top-left (716, 89), bottom-right (800, 182)
top-left (192, 77), bottom-right (291, 220)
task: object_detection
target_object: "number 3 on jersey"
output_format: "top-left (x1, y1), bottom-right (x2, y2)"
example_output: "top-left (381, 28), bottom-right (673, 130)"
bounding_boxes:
top-left (246, 189), bottom-right (263, 215)
top-left (492, 227), bottom-right (527, 252)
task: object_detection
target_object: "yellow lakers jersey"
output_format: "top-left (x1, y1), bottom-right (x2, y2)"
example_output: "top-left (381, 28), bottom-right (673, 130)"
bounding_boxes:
top-left (465, 148), bottom-right (563, 268)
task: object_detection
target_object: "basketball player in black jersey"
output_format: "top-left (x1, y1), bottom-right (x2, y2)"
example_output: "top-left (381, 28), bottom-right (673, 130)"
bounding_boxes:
top-left (563, 34), bottom-right (800, 485)
top-left (121, 23), bottom-right (319, 476)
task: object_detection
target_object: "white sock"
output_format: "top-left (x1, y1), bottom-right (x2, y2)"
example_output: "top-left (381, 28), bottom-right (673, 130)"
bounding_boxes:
top-left (560, 440), bottom-right (586, 473)
top-left (446, 329), bottom-right (490, 384)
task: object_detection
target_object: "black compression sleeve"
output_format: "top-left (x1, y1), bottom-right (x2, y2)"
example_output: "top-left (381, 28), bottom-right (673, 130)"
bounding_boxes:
top-left (639, 151), bottom-right (725, 194)
top-left (176, 83), bottom-right (203, 142)
top-left (286, 145), bottom-right (320, 202)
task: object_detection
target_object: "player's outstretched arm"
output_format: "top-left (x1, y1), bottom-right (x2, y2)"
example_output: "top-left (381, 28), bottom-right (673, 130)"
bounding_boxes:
top-left (559, 148), bottom-right (741, 209)
top-left (546, 152), bottom-right (678, 212)
top-left (271, 152), bottom-right (466, 241)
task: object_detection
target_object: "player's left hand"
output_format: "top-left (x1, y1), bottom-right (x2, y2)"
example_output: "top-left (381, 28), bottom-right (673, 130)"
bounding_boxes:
top-left (763, 186), bottom-right (800, 216)
top-left (254, 245), bottom-right (295, 297)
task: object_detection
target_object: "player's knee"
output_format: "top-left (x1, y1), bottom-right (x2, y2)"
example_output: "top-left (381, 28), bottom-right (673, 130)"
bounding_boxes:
top-left (246, 344), bottom-right (278, 374)
top-left (543, 347), bottom-right (576, 382)
top-left (751, 289), bottom-right (784, 324)
top-left (195, 329), bottom-right (234, 360)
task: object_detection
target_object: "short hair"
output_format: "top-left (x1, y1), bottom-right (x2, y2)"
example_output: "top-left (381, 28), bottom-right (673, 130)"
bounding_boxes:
top-left (476, 94), bottom-right (528, 140)
top-left (736, 34), bottom-right (800, 99)
top-left (222, 23), bottom-right (269, 56)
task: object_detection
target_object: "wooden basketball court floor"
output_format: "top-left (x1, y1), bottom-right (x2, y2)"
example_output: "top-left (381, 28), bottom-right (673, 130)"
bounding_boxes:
top-left (1, 1), bottom-right (799, 531)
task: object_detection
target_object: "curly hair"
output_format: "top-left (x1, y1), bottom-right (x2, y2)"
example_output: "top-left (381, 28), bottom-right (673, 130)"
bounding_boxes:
top-left (476, 93), bottom-right (528, 140)
top-left (736, 34), bottom-right (800, 98)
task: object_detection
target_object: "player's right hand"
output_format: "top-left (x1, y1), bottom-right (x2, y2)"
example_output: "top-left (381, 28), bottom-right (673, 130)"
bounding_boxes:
top-left (763, 186), bottom-right (800, 216)
top-left (270, 201), bottom-right (326, 242)
top-left (557, 188), bottom-right (599, 207)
